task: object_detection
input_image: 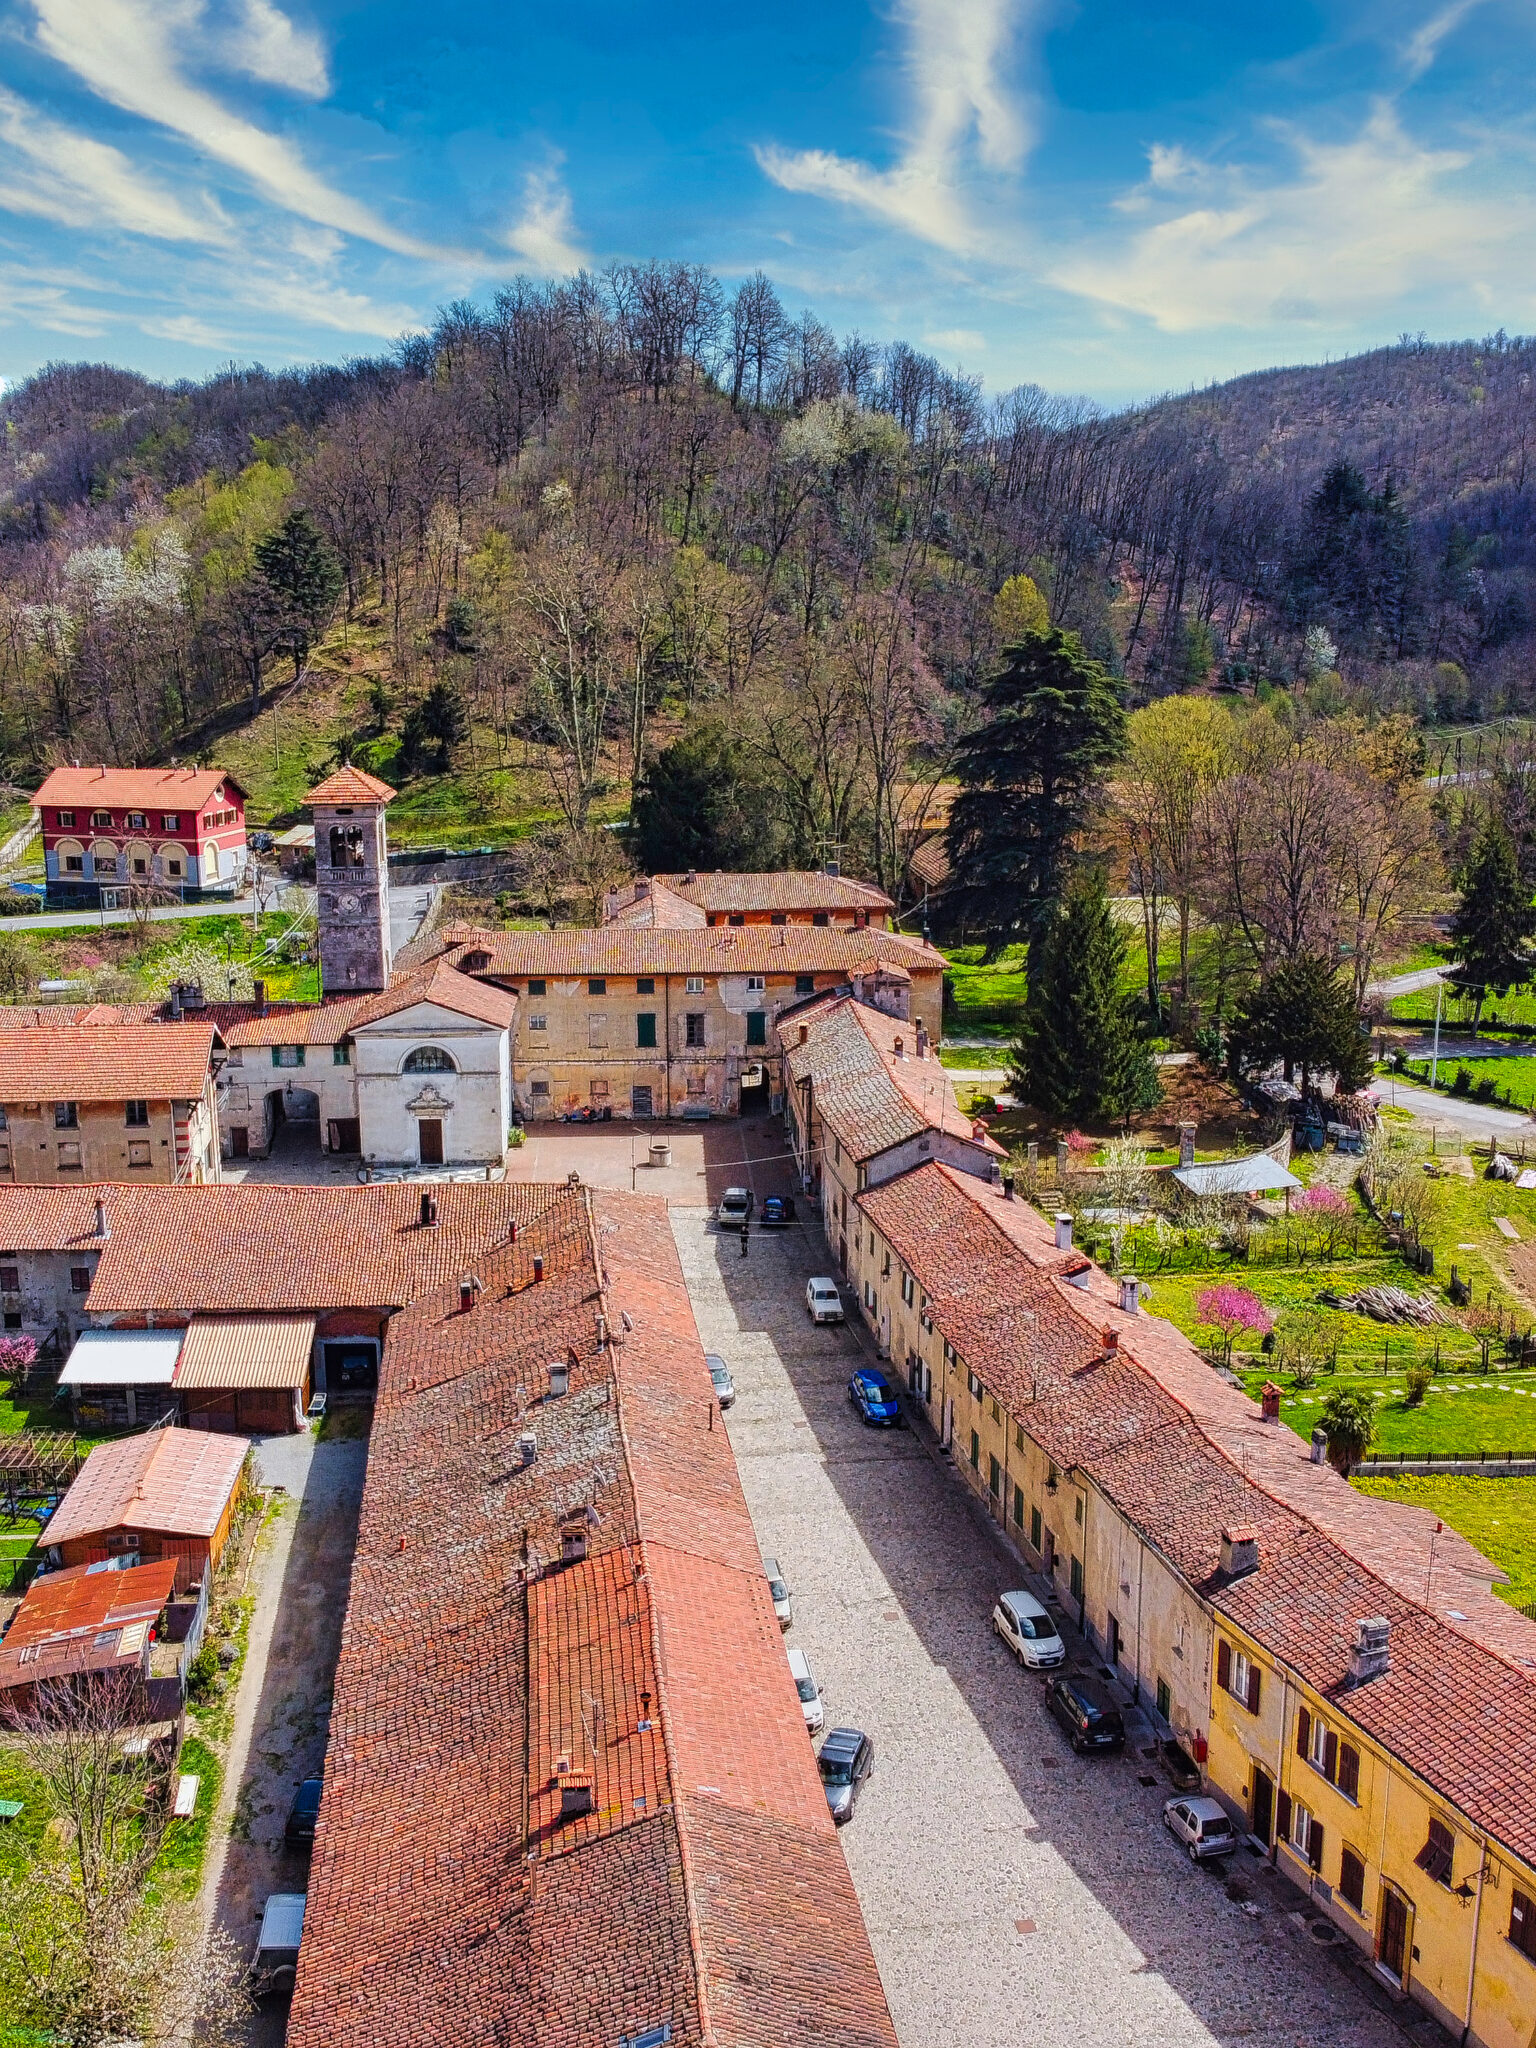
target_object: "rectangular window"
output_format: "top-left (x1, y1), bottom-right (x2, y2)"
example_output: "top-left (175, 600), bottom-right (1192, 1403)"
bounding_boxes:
top-left (162, 813), bottom-right (179, 830)
top-left (770, 912), bottom-right (787, 925)
top-left (590, 1078), bottom-right (609, 1099)
top-left (747, 974), bottom-right (765, 991)
top-left (812, 911), bottom-right (830, 927)
top-left (65, 855), bottom-right (83, 872)
top-left (795, 974), bottom-right (814, 995)
top-left (1216, 1640), bottom-right (1262, 1714)
top-left (56, 1142), bottom-right (81, 1170)
top-left (70, 1266), bottom-right (90, 1293)
top-left (1074, 1493), bottom-right (1083, 1524)
top-left (1415, 1817), bottom-right (1454, 1887)
top-left (588, 977), bottom-right (607, 995)
top-left (1030, 1506), bottom-right (1042, 1552)
top-left (901, 1270), bottom-right (914, 1306)
top-left (686, 976), bottom-right (704, 994)
top-left (989, 1396), bottom-right (1001, 1424)
top-left (1292, 1801), bottom-right (1320, 1865)
top-left (728, 913), bottom-right (745, 926)
top-left (333, 1041), bottom-right (352, 1066)
top-left (1339, 1848), bottom-right (1366, 1913)
top-left (54, 1103), bottom-right (78, 1129)
top-left (1012, 1487), bottom-right (1024, 1527)
top-left (863, 1280), bottom-right (875, 1309)
top-left (746, 1011), bottom-right (767, 1047)
top-left (58, 809), bottom-right (74, 827)
top-left (0, 1267), bottom-right (17, 1293)
top-left (127, 812), bottom-right (145, 829)
top-left (1014, 1422), bottom-right (1025, 1452)
top-left (969, 1429), bottom-right (979, 1470)
top-left (988, 1454), bottom-right (1001, 1499)
top-left (637, 1012), bottom-right (657, 1048)
top-left (966, 1367), bottom-right (982, 1399)
top-left (528, 1015), bottom-right (547, 1034)
top-left (636, 977), bottom-right (655, 995)
top-left (91, 810), bottom-right (110, 828)
top-left (1156, 1676), bottom-right (1171, 1722)
top-left (530, 1079), bottom-right (550, 1100)
top-left (1069, 1555), bottom-right (1084, 1601)
top-left (685, 1013), bottom-right (705, 1048)
top-left (125, 1100), bottom-right (148, 1126)
top-left (1511, 1889), bottom-right (1536, 1961)
top-left (588, 1014), bottom-right (608, 1048)
top-left (167, 859), bottom-right (181, 876)
top-left (528, 979), bottom-right (547, 996)
top-left (127, 1140), bottom-right (151, 1168)
top-left (272, 1046), bottom-right (305, 1068)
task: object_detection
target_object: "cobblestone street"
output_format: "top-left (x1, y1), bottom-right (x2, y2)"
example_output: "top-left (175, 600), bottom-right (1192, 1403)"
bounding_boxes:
top-left (671, 1205), bottom-right (1427, 2048)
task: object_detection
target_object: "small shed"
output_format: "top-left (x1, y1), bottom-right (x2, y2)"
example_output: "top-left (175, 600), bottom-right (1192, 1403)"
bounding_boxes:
top-left (58, 1329), bottom-right (183, 1433)
top-left (176, 1314), bottom-right (314, 1435)
top-left (0, 1557), bottom-right (179, 1713)
top-left (1171, 1154), bottom-right (1303, 1203)
top-left (44, 1426), bottom-right (249, 1587)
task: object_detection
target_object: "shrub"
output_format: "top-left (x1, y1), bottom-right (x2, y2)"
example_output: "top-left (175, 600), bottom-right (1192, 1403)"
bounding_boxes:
top-left (1318, 1387), bottom-right (1377, 1473)
top-left (0, 1333), bottom-right (37, 1382)
top-left (186, 1642), bottom-right (220, 1702)
top-left (507, 1125), bottom-right (527, 1149)
top-left (1404, 1360), bottom-right (1433, 1406)
top-left (1451, 1065), bottom-right (1472, 1096)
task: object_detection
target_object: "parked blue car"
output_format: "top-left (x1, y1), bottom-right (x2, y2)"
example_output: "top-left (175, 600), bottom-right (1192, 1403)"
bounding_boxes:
top-left (848, 1368), bottom-right (902, 1427)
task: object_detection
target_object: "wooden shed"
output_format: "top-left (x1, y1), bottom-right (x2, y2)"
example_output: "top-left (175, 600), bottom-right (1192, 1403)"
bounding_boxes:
top-left (176, 1314), bottom-right (313, 1434)
top-left (43, 1426), bottom-right (249, 1587)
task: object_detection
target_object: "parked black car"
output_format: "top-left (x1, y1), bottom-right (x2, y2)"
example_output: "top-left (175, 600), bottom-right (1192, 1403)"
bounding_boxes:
top-left (1047, 1675), bottom-right (1125, 1754)
top-left (284, 1776), bottom-right (323, 1848)
top-left (817, 1727), bottom-right (874, 1824)
top-left (760, 1194), bottom-right (796, 1227)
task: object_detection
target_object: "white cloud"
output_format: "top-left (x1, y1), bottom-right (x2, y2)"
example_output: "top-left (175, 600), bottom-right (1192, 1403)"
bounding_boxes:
top-left (1402, 0), bottom-right (1484, 81)
top-left (1054, 103), bottom-right (1527, 332)
top-left (757, 0), bottom-right (1034, 255)
top-left (220, 0), bottom-right (329, 97)
top-left (924, 326), bottom-right (985, 350)
top-left (0, 85), bottom-right (226, 242)
top-left (501, 164), bottom-right (586, 277)
top-left (26, 0), bottom-right (448, 258)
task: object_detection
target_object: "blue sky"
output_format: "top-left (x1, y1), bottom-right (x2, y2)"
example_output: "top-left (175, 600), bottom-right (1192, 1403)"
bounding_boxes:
top-left (0, 0), bottom-right (1529, 404)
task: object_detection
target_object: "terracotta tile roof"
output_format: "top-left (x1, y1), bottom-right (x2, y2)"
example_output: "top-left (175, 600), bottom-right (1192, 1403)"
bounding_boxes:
top-left (0, 1022), bottom-right (215, 1103)
top-left (350, 959), bottom-right (517, 1031)
top-left (652, 869), bottom-right (895, 914)
top-left (604, 879), bottom-right (709, 928)
top-left (31, 764), bottom-right (241, 812)
top-left (215, 998), bottom-right (371, 1049)
top-left (857, 1157), bottom-right (1536, 1868)
top-left (303, 764), bottom-right (397, 806)
top-left (0, 1556), bottom-right (179, 1692)
top-left (46, 1426), bottom-right (248, 1546)
top-left (434, 922), bottom-right (945, 983)
top-left (78, 1181), bottom-right (564, 1314)
top-left (176, 1314), bottom-right (315, 1390)
top-left (289, 1187), bottom-right (895, 2048)
top-left (0, 1186), bottom-right (116, 1250)
top-left (785, 994), bottom-right (995, 1165)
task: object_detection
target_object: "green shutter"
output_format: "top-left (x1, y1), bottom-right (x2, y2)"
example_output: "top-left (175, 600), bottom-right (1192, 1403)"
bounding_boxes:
top-left (746, 1010), bottom-right (766, 1046)
top-left (637, 1013), bottom-right (657, 1048)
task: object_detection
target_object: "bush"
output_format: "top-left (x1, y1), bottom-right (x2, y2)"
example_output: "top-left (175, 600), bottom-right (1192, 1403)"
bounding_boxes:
top-left (186, 1642), bottom-right (220, 1702)
top-left (508, 1125), bottom-right (526, 1149)
top-left (1452, 1065), bottom-right (1472, 1096)
top-left (1475, 1076), bottom-right (1497, 1102)
top-left (1404, 1360), bottom-right (1433, 1407)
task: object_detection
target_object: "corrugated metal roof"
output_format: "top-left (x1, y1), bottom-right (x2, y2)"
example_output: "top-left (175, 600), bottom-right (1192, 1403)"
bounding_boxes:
top-left (177, 1313), bottom-right (315, 1389)
top-left (60, 1328), bottom-right (184, 1386)
top-left (1171, 1154), bottom-right (1302, 1196)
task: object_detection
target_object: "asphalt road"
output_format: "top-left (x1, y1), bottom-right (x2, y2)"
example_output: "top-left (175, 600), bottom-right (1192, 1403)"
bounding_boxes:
top-left (1377, 1077), bottom-right (1535, 1140)
top-left (672, 1206), bottom-right (1412, 2048)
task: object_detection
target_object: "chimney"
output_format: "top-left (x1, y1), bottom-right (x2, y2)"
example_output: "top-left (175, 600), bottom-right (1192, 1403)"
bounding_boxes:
top-left (916, 1025), bottom-right (929, 1059)
top-left (824, 857), bottom-right (841, 877)
top-left (508, 1219), bottom-right (519, 1244)
top-left (1348, 1616), bottom-right (1391, 1685)
top-left (636, 878), bottom-right (649, 898)
top-left (1178, 1123), bottom-right (1197, 1169)
top-left (1118, 1276), bottom-right (1140, 1314)
top-left (94, 1197), bottom-right (109, 1240)
top-left (533, 1254), bottom-right (545, 1283)
top-left (893, 1035), bottom-right (905, 1059)
top-left (458, 1274), bottom-right (481, 1313)
top-left (419, 1192), bottom-right (438, 1226)
top-left (1219, 1525), bottom-right (1259, 1578)
top-left (518, 1429), bottom-right (537, 1466)
top-left (798, 1023), bottom-right (809, 1045)
top-left (1054, 1212), bottom-right (1073, 1251)
top-left (1260, 1381), bottom-right (1282, 1423)
top-left (549, 1359), bottom-right (569, 1398)
top-left (1101, 1326), bottom-right (1118, 1354)
top-left (169, 985), bottom-right (183, 1020)
top-left (1001, 1171), bottom-right (1015, 1200)
top-left (595, 1313), bottom-right (608, 1348)
top-left (254, 978), bottom-right (267, 1017)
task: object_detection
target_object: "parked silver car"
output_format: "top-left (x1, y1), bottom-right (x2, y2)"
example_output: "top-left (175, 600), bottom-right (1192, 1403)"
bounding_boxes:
top-left (763, 1555), bottom-right (793, 1630)
top-left (706, 1353), bottom-right (735, 1409)
top-left (1163, 1795), bottom-right (1238, 1862)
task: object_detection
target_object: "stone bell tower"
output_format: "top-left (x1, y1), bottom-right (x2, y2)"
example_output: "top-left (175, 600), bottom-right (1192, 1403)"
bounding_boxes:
top-left (305, 766), bottom-right (397, 994)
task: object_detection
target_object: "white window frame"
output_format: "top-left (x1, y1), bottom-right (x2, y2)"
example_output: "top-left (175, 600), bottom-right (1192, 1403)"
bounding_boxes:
top-left (685, 976), bottom-right (704, 993)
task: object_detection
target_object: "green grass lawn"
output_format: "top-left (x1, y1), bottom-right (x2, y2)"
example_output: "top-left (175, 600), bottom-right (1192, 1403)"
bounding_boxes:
top-left (1244, 1367), bottom-right (1536, 1455)
top-left (1353, 1472), bottom-right (1536, 1610)
top-left (1389, 1054), bottom-right (1536, 1115)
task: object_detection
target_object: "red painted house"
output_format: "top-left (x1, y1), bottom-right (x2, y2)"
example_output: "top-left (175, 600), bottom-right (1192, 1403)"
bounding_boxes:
top-left (32, 765), bottom-right (249, 908)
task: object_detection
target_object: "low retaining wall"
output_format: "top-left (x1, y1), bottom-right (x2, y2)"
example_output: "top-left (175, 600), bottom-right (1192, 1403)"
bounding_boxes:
top-left (1358, 1452), bottom-right (1536, 1477)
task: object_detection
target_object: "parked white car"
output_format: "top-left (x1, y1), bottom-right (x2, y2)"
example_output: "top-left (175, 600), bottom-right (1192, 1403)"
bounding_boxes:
top-left (763, 1555), bottom-right (793, 1631)
top-left (805, 1277), bottom-right (845, 1324)
top-left (992, 1589), bottom-right (1066, 1670)
top-left (787, 1643), bottom-right (824, 1731)
top-left (1163, 1795), bottom-right (1238, 1862)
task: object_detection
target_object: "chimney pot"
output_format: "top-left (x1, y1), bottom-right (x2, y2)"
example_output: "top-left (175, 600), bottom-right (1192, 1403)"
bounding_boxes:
top-left (459, 1274), bottom-right (480, 1313)
top-left (1102, 1326), bottom-right (1118, 1353)
top-left (1054, 1211), bottom-right (1073, 1251)
top-left (533, 1254), bottom-right (545, 1283)
top-left (549, 1360), bottom-right (569, 1397)
top-left (595, 1313), bottom-right (608, 1347)
top-left (893, 1035), bottom-right (904, 1058)
top-left (419, 1191), bottom-right (438, 1227)
top-left (94, 1197), bottom-right (108, 1240)
top-left (1001, 1171), bottom-right (1015, 1200)
top-left (1118, 1276), bottom-right (1140, 1314)
top-left (1260, 1380), bottom-right (1282, 1422)
top-left (1219, 1525), bottom-right (1259, 1577)
top-left (1348, 1616), bottom-right (1391, 1685)
top-left (254, 978), bottom-right (267, 1017)
top-left (798, 1023), bottom-right (809, 1045)
top-left (916, 1025), bottom-right (929, 1058)
top-left (518, 1429), bottom-right (537, 1465)
top-left (509, 1219), bottom-right (518, 1243)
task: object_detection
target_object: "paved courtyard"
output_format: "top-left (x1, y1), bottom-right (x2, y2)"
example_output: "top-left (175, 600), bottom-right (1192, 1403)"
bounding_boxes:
top-left (671, 1205), bottom-right (1427, 2048)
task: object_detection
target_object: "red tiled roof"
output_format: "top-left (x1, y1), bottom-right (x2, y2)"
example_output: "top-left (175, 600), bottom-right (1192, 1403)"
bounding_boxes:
top-left (46, 1426), bottom-right (248, 1546)
top-left (0, 1022), bottom-right (214, 1103)
top-left (289, 1187), bottom-right (895, 2048)
top-left (350, 959), bottom-right (517, 1031)
top-left (303, 764), bottom-right (397, 805)
top-left (653, 870), bottom-right (895, 914)
top-left (785, 993), bottom-right (995, 1164)
top-left (0, 1186), bottom-right (116, 1250)
top-left (434, 922), bottom-right (945, 983)
top-left (78, 1181), bottom-right (567, 1314)
top-left (31, 764), bottom-right (241, 812)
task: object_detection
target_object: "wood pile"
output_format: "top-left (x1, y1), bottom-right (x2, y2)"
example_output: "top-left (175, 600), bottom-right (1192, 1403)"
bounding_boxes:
top-left (1318, 1284), bottom-right (1453, 1327)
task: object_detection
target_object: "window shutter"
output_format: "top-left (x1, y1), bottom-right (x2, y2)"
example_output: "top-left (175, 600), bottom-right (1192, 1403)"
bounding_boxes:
top-left (1247, 1665), bottom-right (1261, 1715)
top-left (1309, 1820), bottom-right (1325, 1872)
top-left (1277, 1790), bottom-right (1291, 1843)
top-left (1338, 1744), bottom-right (1360, 1801)
top-left (1296, 1705), bottom-right (1311, 1759)
top-left (1217, 1641), bottom-right (1231, 1691)
top-left (1324, 1731), bottom-right (1339, 1783)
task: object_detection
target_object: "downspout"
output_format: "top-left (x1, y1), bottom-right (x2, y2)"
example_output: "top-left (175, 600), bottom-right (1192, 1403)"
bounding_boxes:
top-left (1133, 1538), bottom-right (1145, 1706)
top-left (1275, 1665), bottom-right (1291, 1865)
top-left (1460, 1836), bottom-right (1488, 2045)
top-left (664, 973), bottom-right (672, 1121)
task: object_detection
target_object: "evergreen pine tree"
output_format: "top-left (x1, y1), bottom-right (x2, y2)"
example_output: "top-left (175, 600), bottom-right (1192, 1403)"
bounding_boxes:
top-left (1231, 956), bottom-right (1372, 1096)
top-left (1011, 869), bottom-right (1160, 1125)
top-left (1449, 814), bottom-right (1536, 1031)
top-left (944, 628), bottom-right (1125, 958)
top-left (254, 509), bottom-right (343, 679)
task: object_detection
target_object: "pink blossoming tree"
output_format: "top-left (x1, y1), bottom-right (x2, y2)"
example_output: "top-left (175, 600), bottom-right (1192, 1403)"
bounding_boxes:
top-left (1195, 1285), bottom-right (1274, 1363)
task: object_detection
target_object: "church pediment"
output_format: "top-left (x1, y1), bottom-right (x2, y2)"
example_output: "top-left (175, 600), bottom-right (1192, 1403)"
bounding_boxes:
top-left (406, 1082), bottom-right (452, 1114)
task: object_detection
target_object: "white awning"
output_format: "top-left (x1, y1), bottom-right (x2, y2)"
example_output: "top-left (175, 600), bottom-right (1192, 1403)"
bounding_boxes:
top-left (60, 1328), bottom-right (184, 1387)
top-left (1172, 1155), bottom-right (1303, 1198)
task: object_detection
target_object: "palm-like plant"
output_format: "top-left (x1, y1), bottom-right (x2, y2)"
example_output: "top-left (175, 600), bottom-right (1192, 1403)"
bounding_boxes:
top-left (1318, 1387), bottom-right (1377, 1475)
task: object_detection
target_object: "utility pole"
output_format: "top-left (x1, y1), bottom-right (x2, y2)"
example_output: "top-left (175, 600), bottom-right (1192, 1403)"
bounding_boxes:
top-left (1430, 977), bottom-right (1444, 1091)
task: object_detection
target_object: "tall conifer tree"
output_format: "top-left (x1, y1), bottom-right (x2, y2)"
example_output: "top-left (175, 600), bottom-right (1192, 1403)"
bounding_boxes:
top-left (1011, 869), bottom-right (1159, 1125)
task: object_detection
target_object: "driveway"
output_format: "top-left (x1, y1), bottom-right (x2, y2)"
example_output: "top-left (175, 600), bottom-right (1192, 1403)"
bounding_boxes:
top-left (198, 1422), bottom-right (369, 2045)
top-left (1376, 1077), bottom-right (1535, 1142)
top-left (672, 1206), bottom-right (1419, 2048)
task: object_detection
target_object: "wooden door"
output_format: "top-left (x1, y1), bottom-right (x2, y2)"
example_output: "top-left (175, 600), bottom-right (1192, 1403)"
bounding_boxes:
top-left (1379, 1887), bottom-right (1410, 1982)
top-left (1251, 1768), bottom-right (1273, 1845)
top-left (419, 1119), bottom-right (444, 1165)
top-left (230, 1128), bottom-right (249, 1158)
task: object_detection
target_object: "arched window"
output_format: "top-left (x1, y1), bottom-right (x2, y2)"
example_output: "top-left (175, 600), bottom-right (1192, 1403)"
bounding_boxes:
top-left (403, 1046), bottom-right (456, 1074)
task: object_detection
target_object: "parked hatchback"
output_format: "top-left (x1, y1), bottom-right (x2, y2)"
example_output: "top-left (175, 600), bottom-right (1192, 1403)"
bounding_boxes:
top-left (760, 1194), bottom-right (796, 1227)
top-left (284, 1776), bottom-right (323, 1849)
top-left (848, 1367), bottom-right (901, 1426)
top-left (717, 1187), bottom-right (754, 1228)
top-left (1047, 1675), bottom-right (1126, 1753)
top-left (706, 1354), bottom-right (735, 1409)
top-left (763, 1555), bottom-right (793, 1630)
top-left (805, 1277), bottom-right (845, 1324)
top-left (787, 1644), bottom-right (824, 1731)
top-left (817, 1727), bottom-right (874, 1825)
top-left (992, 1589), bottom-right (1065, 1670)
top-left (1163, 1795), bottom-right (1238, 1862)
